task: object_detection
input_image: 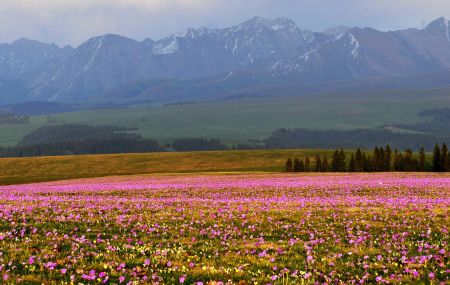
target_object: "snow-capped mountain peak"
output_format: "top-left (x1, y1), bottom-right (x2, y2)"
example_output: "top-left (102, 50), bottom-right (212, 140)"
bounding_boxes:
top-left (2, 17), bottom-right (450, 103)
top-left (424, 17), bottom-right (450, 41)
top-left (425, 17), bottom-right (449, 31)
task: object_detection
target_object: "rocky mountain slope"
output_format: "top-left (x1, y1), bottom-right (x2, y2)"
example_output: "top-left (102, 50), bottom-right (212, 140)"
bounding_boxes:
top-left (1, 17), bottom-right (450, 104)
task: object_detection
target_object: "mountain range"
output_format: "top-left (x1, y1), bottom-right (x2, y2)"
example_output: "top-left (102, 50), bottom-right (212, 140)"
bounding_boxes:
top-left (1, 16), bottom-right (450, 105)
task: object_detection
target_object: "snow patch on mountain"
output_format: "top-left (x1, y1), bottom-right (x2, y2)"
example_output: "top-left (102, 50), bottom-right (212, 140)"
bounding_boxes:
top-left (349, 34), bottom-right (360, 59)
top-left (152, 38), bottom-right (178, 55)
top-left (445, 19), bottom-right (450, 41)
top-left (83, 36), bottom-right (104, 71)
top-left (300, 48), bottom-right (318, 62)
top-left (232, 38), bottom-right (239, 56)
top-left (247, 53), bottom-right (254, 63)
top-left (301, 31), bottom-right (316, 44)
top-left (270, 24), bottom-right (285, 31)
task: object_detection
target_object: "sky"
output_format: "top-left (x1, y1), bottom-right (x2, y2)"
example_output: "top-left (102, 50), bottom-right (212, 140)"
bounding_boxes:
top-left (0, 0), bottom-right (449, 47)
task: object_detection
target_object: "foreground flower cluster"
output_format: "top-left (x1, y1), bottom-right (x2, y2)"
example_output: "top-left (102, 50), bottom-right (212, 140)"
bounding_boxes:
top-left (0, 173), bottom-right (448, 284)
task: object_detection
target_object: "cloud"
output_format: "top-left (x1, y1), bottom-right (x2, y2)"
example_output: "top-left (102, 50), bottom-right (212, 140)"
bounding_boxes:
top-left (0, 0), bottom-right (219, 45)
top-left (0, 0), bottom-right (448, 46)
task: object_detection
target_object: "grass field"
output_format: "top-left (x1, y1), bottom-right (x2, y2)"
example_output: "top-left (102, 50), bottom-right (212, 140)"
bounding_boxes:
top-left (1, 88), bottom-right (450, 147)
top-left (0, 149), bottom-right (336, 185)
top-left (0, 173), bottom-right (448, 283)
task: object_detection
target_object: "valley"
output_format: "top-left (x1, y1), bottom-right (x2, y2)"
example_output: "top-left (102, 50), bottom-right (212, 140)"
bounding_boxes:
top-left (1, 88), bottom-right (450, 147)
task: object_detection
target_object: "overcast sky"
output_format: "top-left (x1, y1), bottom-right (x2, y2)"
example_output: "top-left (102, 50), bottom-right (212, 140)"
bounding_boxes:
top-left (1, 0), bottom-right (449, 47)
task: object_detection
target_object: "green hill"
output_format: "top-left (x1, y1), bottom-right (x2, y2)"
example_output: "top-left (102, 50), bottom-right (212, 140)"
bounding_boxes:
top-left (1, 88), bottom-right (450, 147)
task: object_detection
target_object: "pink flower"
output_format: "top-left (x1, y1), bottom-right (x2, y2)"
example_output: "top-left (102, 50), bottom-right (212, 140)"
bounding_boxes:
top-left (179, 275), bottom-right (186, 284)
top-left (119, 276), bottom-right (125, 283)
top-left (61, 268), bottom-right (67, 274)
top-left (144, 259), bottom-right (151, 266)
top-left (428, 272), bottom-right (435, 279)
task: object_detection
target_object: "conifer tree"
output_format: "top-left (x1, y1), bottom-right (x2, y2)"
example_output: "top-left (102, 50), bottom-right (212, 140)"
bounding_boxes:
top-left (322, 156), bottom-right (330, 172)
top-left (384, 145), bottom-right (392, 172)
top-left (419, 146), bottom-right (426, 172)
top-left (305, 156), bottom-right (311, 172)
top-left (373, 147), bottom-right (380, 171)
top-left (298, 159), bottom-right (305, 172)
top-left (448, 151), bottom-right (450, 172)
top-left (285, 158), bottom-right (293, 172)
top-left (348, 154), bottom-right (356, 172)
top-left (448, 151), bottom-right (450, 171)
top-left (366, 155), bottom-right (375, 172)
top-left (433, 143), bottom-right (442, 172)
top-left (338, 149), bottom-right (346, 172)
top-left (404, 149), bottom-right (414, 171)
top-left (394, 152), bottom-right (404, 172)
top-left (314, 155), bottom-right (322, 172)
top-left (441, 143), bottom-right (449, 172)
top-left (379, 147), bottom-right (385, 171)
top-left (331, 150), bottom-right (339, 172)
top-left (355, 148), bottom-right (363, 172)
top-left (362, 153), bottom-right (368, 172)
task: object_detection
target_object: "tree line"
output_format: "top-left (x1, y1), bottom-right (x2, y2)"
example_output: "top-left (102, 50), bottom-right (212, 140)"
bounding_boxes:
top-left (0, 124), bottom-right (235, 158)
top-left (0, 113), bottom-right (30, 125)
top-left (0, 125), bottom-right (164, 158)
top-left (285, 143), bottom-right (450, 172)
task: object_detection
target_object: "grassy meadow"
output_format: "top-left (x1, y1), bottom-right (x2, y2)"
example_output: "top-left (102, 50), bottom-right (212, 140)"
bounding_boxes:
top-left (0, 149), bottom-right (336, 185)
top-left (2, 88), bottom-right (450, 147)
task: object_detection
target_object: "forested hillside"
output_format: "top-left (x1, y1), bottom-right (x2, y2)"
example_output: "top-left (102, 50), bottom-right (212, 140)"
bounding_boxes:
top-left (265, 128), bottom-right (449, 151)
top-left (0, 125), bottom-right (164, 157)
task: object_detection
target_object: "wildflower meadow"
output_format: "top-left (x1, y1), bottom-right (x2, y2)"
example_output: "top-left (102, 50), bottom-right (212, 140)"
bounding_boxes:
top-left (0, 173), bottom-right (448, 284)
